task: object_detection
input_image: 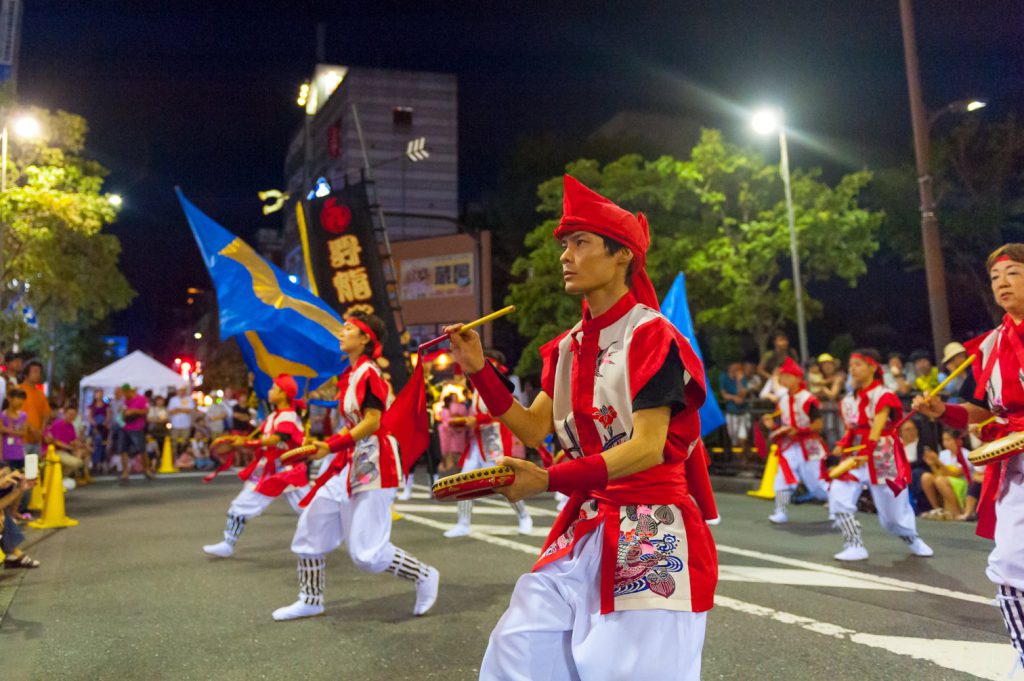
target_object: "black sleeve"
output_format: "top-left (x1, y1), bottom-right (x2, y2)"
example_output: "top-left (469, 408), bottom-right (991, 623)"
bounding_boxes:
top-left (361, 390), bottom-right (385, 412)
top-left (958, 371), bottom-right (988, 409)
top-left (807, 403), bottom-right (821, 421)
top-left (632, 344), bottom-right (687, 416)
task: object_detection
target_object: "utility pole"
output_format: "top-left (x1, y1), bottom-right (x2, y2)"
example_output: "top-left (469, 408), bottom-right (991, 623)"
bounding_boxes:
top-left (899, 0), bottom-right (951, 362)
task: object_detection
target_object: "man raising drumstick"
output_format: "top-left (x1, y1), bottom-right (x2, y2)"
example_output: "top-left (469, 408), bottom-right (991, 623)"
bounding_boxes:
top-left (445, 175), bottom-right (717, 681)
top-left (915, 244), bottom-right (1024, 667)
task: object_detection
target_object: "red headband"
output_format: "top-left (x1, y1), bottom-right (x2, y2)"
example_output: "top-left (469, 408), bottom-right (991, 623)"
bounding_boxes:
top-left (347, 317), bottom-right (382, 359)
top-left (850, 353), bottom-right (880, 370)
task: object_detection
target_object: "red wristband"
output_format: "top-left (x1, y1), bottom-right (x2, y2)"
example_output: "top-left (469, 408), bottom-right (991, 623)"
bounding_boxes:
top-left (939, 403), bottom-right (969, 430)
top-left (326, 430), bottom-right (355, 453)
top-left (546, 454), bottom-right (609, 495)
top-left (468, 363), bottom-right (514, 417)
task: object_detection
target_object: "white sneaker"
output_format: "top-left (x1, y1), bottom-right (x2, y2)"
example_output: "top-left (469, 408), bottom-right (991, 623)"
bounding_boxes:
top-left (907, 537), bottom-right (934, 557)
top-left (517, 515), bottom-right (534, 535)
top-left (272, 600), bottom-right (324, 621)
top-left (834, 545), bottom-right (869, 561)
top-left (63, 478), bottom-right (77, 492)
top-left (202, 541), bottom-right (234, 558)
top-left (443, 523), bottom-right (471, 538)
top-left (768, 511), bottom-right (788, 524)
top-left (414, 566), bottom-right (439, 616)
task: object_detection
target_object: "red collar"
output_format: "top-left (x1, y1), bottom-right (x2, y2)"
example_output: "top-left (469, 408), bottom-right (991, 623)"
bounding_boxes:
top-left (855, 379), bottom-right (881, 398)
top-left (581, 292), bottom-right (637, 333)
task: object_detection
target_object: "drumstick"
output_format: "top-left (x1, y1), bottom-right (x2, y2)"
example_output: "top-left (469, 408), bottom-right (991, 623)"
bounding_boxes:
top-left (418, 305), bottom-right (516, 352)
top-left (841, 444), bottom-right (865, 453)
top-left (893, 354), bottom-right (977, 430)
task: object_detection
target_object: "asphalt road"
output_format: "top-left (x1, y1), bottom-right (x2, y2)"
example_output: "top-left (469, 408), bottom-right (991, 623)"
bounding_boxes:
top-left (0, 472), bottom-right (1014, 680)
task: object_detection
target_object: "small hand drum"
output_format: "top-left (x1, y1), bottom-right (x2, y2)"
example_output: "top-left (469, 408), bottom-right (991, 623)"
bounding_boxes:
top-left (280, 444), bottom-right (319, 465)
top-left (828, 455), bottom-right (867, 480)
top-left (432, 466), bottom-right (516, 502)
top-left (210, 435), bottom-right (239, 455)
top-left (968, 432), bottom-right (1024, 466)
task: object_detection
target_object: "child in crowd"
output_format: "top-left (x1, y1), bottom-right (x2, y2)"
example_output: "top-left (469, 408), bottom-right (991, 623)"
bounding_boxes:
top-left (1, 389), bottom-right (28, 470)
top-left (920, 430), bottom-right (973, 520)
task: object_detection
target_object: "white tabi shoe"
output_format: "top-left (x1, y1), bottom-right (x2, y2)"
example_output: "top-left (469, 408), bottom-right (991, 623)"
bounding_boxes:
top-left (397, 487), bottom-right (413, 501)
top-left (517, 515), bottom-right (534, 535)
top-left (414, 567), bottom-right (440, 616)
top-left (443, 523), bottom-right (471, 538)
top-left (202, 541), bottom-right (234, 558)
top-left (833, 544), bottom-right (869, 562)
top-left (768, 511), bottom-right (788, 524)
top-left (272, 600), bottom-right (324, 621)
top-left (906, 537), bottom-right (934, 557)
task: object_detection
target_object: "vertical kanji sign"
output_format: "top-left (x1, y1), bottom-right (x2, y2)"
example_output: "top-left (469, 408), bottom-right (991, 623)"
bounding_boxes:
top-left (301, 182), bottom-right (409, 388)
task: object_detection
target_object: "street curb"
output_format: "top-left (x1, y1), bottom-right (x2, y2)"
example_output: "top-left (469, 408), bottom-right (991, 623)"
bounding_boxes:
top-left (711, 474), bottom-right (761, 496)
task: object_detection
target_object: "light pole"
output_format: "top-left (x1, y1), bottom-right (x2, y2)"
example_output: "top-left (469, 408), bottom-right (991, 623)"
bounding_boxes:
top-left (752, 108), bottom-right (809, 367)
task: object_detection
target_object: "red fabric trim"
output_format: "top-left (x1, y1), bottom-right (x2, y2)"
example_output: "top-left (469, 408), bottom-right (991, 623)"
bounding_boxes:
top-left (686, 439), bottom-right (718, 521)
top-left (254, 463), bottom-right (308, 497)
top-left (546, 453), bottom-right (609, 494)
top-left (627, 316), bottom-right (707, 415)
top-left (976, 463), bottom-right (999, 540)
top-left (874, 391), bottom-right (904, 422)
top-left (777, 449), bottom-right (799, 485)
top-left (299, 449), bottom-right (351, 508)
top-left (539, 333), bottom-right (566, 397)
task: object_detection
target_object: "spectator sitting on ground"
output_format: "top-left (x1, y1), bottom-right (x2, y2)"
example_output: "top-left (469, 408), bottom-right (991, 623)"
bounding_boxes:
top-left (920, 430), bottom-right (972, 520)
top-left (44, 403), bottom-right (87, 481)
top-left (0, 466), bottom-right (39, 568)
top-left (909, 350), bottom-right (940, 394)
top-left (884, 353), bottom-right (914, 396)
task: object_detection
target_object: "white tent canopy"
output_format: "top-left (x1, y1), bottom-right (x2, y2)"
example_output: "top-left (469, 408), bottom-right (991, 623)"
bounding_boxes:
top-left (79, 350), bottom-right (188, 399)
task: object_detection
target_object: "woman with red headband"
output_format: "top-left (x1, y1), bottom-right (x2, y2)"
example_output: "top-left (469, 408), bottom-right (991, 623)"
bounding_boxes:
top-left (762, 357), bottom-right (829, 524)
top-left (446, 175), bottom-right (717, 680)
top-left (828, 348), bottom-right (933, 561)
top-left (202, 373), bottom-right (310, 558)
top-left (443, 350), bottom-right (533, 539)
top-left (915, 243), bottom-right (1024, 666)
top-left (272, 310), bottom-right (439, 621)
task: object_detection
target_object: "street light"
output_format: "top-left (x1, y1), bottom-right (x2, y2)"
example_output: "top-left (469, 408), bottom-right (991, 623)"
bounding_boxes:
top-left (108, 194), bottom-right (123, 207)
top-left (751, 107), bottom-right (809, 367)
top-left (1, 113), bottom-right (40, 193)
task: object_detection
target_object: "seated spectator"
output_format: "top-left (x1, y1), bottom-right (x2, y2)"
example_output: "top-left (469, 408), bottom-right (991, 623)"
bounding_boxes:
top-left (44, 403), bottom-right (87, 480)
top-left (884, 353), bottom-right (913, 396)
top-left (900, 418), bottom-right (936, 512)
top-left (920, 430), bottom-right (972, 519)
top-left (909, 350), bottom-right (939, 394)
top-left (0, 466), bottom-right (39, 568)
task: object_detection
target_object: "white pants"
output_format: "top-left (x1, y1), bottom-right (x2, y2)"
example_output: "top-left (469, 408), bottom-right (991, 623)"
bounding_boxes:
top-left (291, 474), bottom-right (397, 574)
top-left (228, 482), bottom-right (310, 518)
top-left (988, 460), bottom-right (1024, 590)
top-left (479, 530), bottom-right (706, 681)
top-left (773, 445), bottom-right (828, 499)
top-left (461, 439), bottom-right (493, 473)
top-left (828, 467), bottom-right (918, 538)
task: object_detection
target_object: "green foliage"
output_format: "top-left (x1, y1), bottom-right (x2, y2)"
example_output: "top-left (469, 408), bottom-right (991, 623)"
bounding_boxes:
top-left (506, 128), bottom-right (884, 376)
top-left (0, 107), bottom-right (135, 339)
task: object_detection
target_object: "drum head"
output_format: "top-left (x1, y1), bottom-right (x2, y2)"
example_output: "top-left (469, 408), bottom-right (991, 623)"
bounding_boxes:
top-left (280, 444), bottom-right (318, 465)
top-left (969, 432), bottom-right (1024, 465)
top-left (432, 466), bottom-right (516, 502)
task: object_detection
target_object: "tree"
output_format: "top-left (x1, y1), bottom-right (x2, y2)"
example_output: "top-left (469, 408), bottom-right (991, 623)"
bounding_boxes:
top-left (506, 129), bottom-right (884, 376)
top-left (871, 115), bottom-right (1024, 326)
top-left (0, 108), bottom-right (134, 341)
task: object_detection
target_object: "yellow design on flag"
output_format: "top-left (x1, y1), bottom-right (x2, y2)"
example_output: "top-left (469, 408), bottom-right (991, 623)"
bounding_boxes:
top-left (243, 331), bottom-right (319, 378)
top-left (219, 238), bottom-right (345, 337)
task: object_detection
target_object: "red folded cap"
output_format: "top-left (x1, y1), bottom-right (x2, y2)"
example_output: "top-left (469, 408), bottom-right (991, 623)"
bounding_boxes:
top-left (778, 357), bottom-right (804, 380)
top-left (553, 175), bottom-right (659, 310)
top-left (273, 374), bottom-right (298, 402)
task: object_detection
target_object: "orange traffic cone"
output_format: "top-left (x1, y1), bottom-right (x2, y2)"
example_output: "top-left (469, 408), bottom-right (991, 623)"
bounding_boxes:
top-left (746, 445), bottom-right (779, 500)
top-left (157, 436), bottom-right (178, 474)
top-left (29, 445), bottom-right (79, 528)
top-left (27, 454), bottom-right (47, 512)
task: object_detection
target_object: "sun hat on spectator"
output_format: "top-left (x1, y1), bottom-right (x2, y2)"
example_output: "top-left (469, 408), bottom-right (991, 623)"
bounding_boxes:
top-left (816, 353), bottom-right (836, 365)
top-left (941, 342), bottom-right (968, 366)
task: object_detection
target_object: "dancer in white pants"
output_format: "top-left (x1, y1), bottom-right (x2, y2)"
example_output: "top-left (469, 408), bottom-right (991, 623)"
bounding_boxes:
top-left (203, 374), bottom-right (311, 558)
top-left (913, 242), bottom-right (1024, 669)
top-left (445, 175), bottom-right (719, 679)
top-left (272, 312), bottom-right (439, 621)
top-left (763, 357), bottom-right (829, 523)
top-left (828, 349), bottom-right (932, 562)
top-left (444, 381), bottom-right (532, 538)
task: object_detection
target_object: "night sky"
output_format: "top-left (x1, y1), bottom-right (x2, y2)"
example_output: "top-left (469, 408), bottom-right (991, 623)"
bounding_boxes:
top-left (16, 1), bottom-right (1024, 359)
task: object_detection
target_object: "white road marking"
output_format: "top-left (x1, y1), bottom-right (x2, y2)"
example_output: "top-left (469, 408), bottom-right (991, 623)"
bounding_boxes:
top-left (718, 565), bottom-right (910, 590)
top-left (717, 544), bottom-right (992, 605)
top-left (716, 595), bottom-right (1015, 681)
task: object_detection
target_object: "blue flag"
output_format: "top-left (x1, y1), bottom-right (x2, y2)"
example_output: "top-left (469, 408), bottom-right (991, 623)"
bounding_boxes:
top-left (661, 272), bottom-right (726, 436)
top-left (178, 189), bottom-right (348, 399)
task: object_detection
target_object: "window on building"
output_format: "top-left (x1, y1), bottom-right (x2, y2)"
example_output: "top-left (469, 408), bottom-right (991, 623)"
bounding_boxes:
top-left (393, 106), bottom-right (414, 128)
